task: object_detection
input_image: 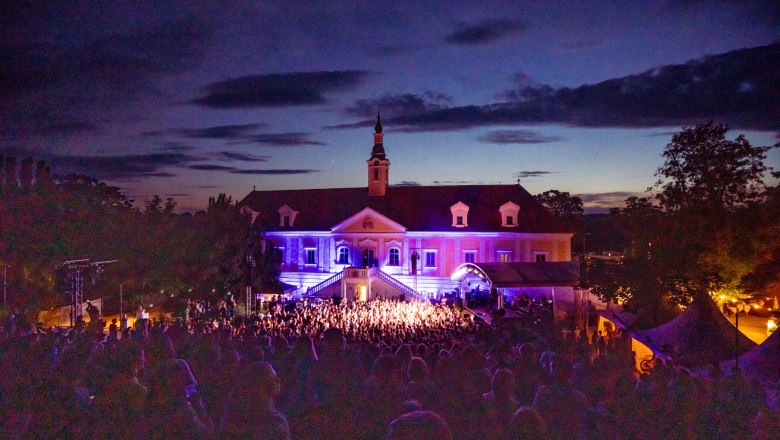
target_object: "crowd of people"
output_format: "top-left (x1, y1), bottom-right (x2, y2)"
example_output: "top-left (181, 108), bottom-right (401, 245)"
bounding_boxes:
top-left (1, 296), bottom-right (779, 439)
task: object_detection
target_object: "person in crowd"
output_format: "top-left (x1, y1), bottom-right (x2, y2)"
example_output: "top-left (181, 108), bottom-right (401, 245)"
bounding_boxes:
top-left (219, 361), bottom-right (291, 440)
top-left (386, 410), bottom-right (453, 440)
top-left (509, 406), bottom-right (549, 439)
top-left (478, 368), bottom-right (520, 439)
top-left (143, 358), bottom-right (213, 439)
top-left (533, 357), bottom-right (587, 440)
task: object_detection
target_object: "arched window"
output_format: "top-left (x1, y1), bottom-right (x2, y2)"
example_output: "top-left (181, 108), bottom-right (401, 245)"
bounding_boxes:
top-left (337, 247), bottom-right (350, 265)
top-left (388, 248), bottom-right (400, 266)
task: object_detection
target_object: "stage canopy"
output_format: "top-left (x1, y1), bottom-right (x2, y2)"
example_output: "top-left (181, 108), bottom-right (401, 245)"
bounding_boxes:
top-left (717, 326), bottom-right (780, 385)
top-left (451, 262), bottom-right (580, 288)
top-left (631, 294), bottom-right (757, 365)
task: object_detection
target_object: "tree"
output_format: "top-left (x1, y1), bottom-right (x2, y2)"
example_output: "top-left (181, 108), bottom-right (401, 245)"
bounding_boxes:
top-left (535, 190), bottom-right (585, 253)
top-left (654, 121), bottom-right (778, 212)
top-left (652, 122), bottom-right (778, 299)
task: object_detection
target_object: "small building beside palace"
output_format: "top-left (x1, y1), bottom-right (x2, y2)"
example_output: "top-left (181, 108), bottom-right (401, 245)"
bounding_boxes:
top-left (238, 115), bottom-right (577, 306)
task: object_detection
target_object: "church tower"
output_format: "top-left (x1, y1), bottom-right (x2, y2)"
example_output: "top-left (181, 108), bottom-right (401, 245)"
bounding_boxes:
top-left (367, 113), bottom-right (390, 196)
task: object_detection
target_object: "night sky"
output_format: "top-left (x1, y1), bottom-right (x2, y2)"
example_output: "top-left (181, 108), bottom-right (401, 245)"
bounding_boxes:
top-left (2, 1), bottom-right (779, 212)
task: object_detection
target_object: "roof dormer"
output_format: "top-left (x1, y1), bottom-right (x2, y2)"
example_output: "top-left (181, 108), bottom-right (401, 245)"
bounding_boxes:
top-left (450, 201), bottom-right (470, 228)
top-left (278, 204), bottom-right (299, 228)
top-left (499, 201), bottom-right (520, 228)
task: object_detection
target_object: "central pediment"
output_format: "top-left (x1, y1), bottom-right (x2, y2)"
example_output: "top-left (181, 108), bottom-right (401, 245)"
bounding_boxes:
top-left (331, 207), bottom-right (407, 233)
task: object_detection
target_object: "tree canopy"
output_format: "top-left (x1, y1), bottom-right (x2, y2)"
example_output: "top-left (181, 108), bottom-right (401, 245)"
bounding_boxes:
top-left (583, 122), bottom-right (779, 325)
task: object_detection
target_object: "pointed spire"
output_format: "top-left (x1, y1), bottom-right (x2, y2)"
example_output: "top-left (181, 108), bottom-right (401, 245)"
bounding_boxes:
top-left (374, 112), bottom-right (383, 134)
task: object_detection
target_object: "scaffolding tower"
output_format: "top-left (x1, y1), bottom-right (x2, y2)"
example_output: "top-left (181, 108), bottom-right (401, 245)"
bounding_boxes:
top-left (61, 259), bottom-right (116, 327)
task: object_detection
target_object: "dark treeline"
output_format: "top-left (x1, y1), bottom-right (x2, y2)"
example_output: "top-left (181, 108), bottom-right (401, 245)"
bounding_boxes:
top-left (536, 122), bottom-right (780, 328)
top-left (0, 155), bottom-right (253, 318)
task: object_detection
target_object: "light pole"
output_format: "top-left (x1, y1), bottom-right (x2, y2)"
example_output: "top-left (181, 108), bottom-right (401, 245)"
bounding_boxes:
top-left (735, 306), bottom-right (740, 369)
top-left (2, 264), bottom-right (7, 324)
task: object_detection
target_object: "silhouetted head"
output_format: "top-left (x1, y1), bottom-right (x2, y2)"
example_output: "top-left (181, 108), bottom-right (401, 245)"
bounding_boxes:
top-left (492, 368), bottom-right (515, 397)
top-left (510, 407), bottom-right (547, 439)
top-left (407, 357), bottom-right (429, 383)
top-left (387, 410), bottom-right (452, 440)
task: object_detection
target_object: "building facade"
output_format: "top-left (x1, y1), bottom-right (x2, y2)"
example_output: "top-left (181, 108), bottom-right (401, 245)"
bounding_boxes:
top-left (238, 116), bottom-right (574, 301)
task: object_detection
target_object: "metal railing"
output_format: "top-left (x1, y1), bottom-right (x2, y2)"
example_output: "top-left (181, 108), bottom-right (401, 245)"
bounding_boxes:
top-left (371, 268), bottom-right (423, 301)
top-left (306, 271), bottom-right (344, 296)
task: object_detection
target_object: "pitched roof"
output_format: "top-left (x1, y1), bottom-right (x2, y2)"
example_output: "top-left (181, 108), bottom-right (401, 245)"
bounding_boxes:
top-left (631, 294), bottom-right (757, 365)
top-left (238, 184), bottom-right (570, 233)
top-left (470, 262), bottom-right (581, 287)
top-left (718, 326), bottom-right (780, 385)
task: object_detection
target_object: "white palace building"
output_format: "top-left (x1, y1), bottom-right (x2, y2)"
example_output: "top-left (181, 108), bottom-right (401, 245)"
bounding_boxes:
top-left (238, 116), bottom-right (579, 311)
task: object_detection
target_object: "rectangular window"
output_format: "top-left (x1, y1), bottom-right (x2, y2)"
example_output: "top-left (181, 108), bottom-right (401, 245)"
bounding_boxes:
top-left (424, 250), bottom-right (436, 267)
top-left (535, 253), bottom-right (547, 263)
top-left (464, 251), bottom-right (476, 264)
top-left (306, 248), bottom-right (316, 265)
top-left (499, 251), bottom-right (511, 263)
top-left (388, 248), bottom-right (400, 266)
top-left (283, 216), bottom-right (290, 227)
top-left (456, 216), bottom-right (463, 225)
top-left (506, 215), bottom-right (514, 225)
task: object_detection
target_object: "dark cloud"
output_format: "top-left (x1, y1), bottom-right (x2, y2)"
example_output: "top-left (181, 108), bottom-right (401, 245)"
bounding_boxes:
top-left (178, 123), bottom-right (267, 139)
top-left (366, 44), bottom-right (419, 58)
top-left (192, 70), bottom-right (370, 108)
top-left (154, 142), bottom-right (198, 153)
top-left (515, 171), bottom-right (557, 179)
top-left (47, 152), bottom-right (195, 181)
top-left (0, 148), bottom-right (200, 181)
top-left (432, 180), bottom-right (473, 185)
top-left (230, 169), bottom-right (319, 175)
top-left (230, 132), bottom-right (325, 147)
top-left (188, 164), bottom-right (237, 171)
top-left (444, 19), bottom-right (529, 45)
top-left (1, 18), bottom-right (213, 134)
top-left (644, 131), bottom-right (679, 138)
top-left (392, 181), bottom-right (421, 186)
top-left (33, 121), bottom-right (100, 135)
top-left (215, 151), bottom-right (269, 162)
top-left (142, 123), bottom-right (267, 140)
top-left (478, 130), bottom-right (563, 144)
top-left (344, 92), bottom-right (453, 118)
top-left (359, 43), bottom-right (780, 132)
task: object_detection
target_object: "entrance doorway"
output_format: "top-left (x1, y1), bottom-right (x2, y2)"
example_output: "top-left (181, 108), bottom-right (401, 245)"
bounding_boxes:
top-left (358, 284), bottom-right (368, 301)
top-left (362, 249), bottom-right (375, 267)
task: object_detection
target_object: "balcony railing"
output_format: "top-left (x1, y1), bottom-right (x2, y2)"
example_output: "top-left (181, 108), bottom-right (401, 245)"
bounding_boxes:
top-left (370, 267), bottom-right (423, 301)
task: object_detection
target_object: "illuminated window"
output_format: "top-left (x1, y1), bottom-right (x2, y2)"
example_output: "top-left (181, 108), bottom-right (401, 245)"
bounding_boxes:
top-left (306, 248), bottom-right (316, 265)
top-left (424, 250), bottom-right (436, 267)
top-left (388, 248), bottom-right (400, 266)
top-left (337, 247), bottom-right (350, 264)
top-left (499, 251), bottom-right (512, 262)
top-left (464, 251), bottom-right (476, 264)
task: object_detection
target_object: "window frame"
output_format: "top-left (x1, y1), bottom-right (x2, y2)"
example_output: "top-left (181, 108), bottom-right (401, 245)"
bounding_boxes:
top-left (337, 246), bottom-right (350, 265)
top-left (387, 248), bottom-right (401, 266)
top-left (305, 248), bottom-right (317, 265)
top-left (424, 250), bottom-right (437, 268)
